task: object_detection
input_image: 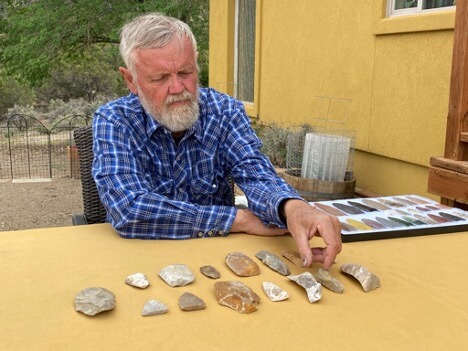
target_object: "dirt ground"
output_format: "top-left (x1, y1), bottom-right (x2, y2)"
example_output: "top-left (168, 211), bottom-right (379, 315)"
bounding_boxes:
top-left (0, 175), bottom-right (250, 232)
top-left (0, 178), bottom-right (83, 232)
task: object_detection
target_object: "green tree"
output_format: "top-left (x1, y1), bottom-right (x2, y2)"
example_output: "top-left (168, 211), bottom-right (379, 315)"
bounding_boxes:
top-left (0, 0), bottom-right (209, 87)
top-left (36, 48), bottom-right (126, 103)
top-left (0, 69), bottom-right (35, 118)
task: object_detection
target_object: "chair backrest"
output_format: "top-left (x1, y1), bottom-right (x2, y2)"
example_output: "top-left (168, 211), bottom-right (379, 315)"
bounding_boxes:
top-left (74, 126), bottom-right (107, 224)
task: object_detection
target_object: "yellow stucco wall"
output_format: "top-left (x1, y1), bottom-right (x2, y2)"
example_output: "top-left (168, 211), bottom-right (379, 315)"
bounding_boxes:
top-left (209, 0), bottom-right (456, 199)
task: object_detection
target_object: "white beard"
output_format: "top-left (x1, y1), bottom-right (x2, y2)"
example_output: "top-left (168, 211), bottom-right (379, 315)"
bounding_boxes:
top-left (139, 89), bottom-right (199, 132)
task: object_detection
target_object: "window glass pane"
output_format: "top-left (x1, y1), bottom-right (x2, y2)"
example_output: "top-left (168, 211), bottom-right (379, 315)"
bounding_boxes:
top-left (394, 0), bottom-right (419, 9)
top-left (389, 0), bottom-right (455, 17)
top-left (236, 0), bottom-right (256, 103)
top-left (423, 0), bottom-right (455, 9)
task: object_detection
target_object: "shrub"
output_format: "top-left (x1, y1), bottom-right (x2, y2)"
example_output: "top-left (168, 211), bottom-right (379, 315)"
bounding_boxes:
top-left (252, 122), bottom-right (313, 168)
top-left (6, 94), bottom-right (115, 128)
top-left (0, 72), bottom-right (36, 120)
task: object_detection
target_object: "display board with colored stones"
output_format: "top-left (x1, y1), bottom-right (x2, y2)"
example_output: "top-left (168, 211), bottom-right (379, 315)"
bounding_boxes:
top-left (309, 195), bottom-right (468, 242)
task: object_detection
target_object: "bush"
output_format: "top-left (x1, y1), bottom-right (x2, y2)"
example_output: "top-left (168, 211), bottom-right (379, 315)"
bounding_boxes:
top-left (253, 122), bottom-right (313, 168)
top-left (0, 71), bottom-right (36, 120)
top-left (255, 123), bottom-right (290, 168)
top-left (6, 94), bottom-right (116, 127)
top-left (36, 53), bottom-right (126, 103)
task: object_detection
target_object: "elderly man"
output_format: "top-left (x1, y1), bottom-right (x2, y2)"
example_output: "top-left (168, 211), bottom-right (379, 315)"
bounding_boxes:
top-left (92, 13), bottom-right (341, 269)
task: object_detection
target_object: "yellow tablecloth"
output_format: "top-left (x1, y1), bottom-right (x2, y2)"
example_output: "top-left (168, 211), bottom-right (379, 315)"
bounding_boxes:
top-left (0, 224), bottom-right (467, 350)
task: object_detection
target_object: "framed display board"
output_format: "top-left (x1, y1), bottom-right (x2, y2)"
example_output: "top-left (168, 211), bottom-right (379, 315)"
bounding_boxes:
top-left (308, 195), bottom-right (468, 242)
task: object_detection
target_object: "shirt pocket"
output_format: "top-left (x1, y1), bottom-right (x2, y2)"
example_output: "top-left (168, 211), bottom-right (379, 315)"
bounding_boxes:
top-left (190, 170), bottom-right (224, 195)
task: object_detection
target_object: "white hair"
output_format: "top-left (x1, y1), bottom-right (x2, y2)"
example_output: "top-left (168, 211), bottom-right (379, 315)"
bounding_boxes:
top-left (119, 12), bottom-right (198, 71)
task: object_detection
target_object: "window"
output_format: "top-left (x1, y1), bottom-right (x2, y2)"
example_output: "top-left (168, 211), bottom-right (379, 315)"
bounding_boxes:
top-left (388, 0), bottom-right (456, 17)
top-left (234, 0), bottom-right (256, 104)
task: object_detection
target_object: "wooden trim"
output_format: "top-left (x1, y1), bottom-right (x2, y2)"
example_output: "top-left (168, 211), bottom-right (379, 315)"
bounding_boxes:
top-left (427, 165), bottom-right (468, 201)
top-left (441, 198), bottom-right (468, 208)
top-left (460, 132), bottom-right (468, 143)
top-left (430, 156), bottom-right (468, 173)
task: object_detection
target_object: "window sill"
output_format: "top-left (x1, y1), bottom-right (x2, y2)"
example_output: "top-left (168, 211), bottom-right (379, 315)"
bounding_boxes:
top-left (374, 8), bottom-right (455, 35)
top-left (242, 101), bottom-right (258, 119)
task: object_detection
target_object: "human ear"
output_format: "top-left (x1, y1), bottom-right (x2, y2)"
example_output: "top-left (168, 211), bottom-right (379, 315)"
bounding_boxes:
top-left (119, 67), bottom-right (138, 94)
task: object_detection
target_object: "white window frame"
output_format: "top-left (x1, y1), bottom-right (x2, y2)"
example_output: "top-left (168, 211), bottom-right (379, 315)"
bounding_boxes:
top-left (387, 0), bottom-right (455, 17)
top-left (233, 0), bottom-right (240, 99)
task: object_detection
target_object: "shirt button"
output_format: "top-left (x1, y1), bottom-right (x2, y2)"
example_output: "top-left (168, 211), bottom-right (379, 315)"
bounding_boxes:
top-left (178, 188), bottom-right (184, 193)
top-left (197, 231), bottom-right (203, 237)
top-left (218, 230), bottom-right (225, 236)
top-left (207, 230), bottom-right (213, 236)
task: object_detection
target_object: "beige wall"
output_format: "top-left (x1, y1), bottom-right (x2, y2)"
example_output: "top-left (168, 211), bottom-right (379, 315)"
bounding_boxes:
top-left (209, 0), bottom-right (456, 199)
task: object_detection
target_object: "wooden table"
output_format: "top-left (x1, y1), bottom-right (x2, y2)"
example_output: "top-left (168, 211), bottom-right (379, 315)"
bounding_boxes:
top-left (1, 224), bottom-right (467, 350)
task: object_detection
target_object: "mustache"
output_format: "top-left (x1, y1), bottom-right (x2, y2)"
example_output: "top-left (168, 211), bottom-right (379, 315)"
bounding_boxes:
top-left (165, 91), bottom-right (195, 105)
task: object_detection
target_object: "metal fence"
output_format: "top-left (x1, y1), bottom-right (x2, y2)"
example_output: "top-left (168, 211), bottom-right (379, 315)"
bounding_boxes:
top-left (0, 114), bottom-right (91, 179)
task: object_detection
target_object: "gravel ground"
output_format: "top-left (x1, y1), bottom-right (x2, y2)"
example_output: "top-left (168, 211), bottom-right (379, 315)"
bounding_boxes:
top-left (0, 178), bottom-right (83, 232)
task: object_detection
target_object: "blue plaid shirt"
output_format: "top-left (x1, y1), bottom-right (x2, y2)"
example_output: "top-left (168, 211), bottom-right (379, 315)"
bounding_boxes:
top-left (92, 88), bottom-right (301, 239)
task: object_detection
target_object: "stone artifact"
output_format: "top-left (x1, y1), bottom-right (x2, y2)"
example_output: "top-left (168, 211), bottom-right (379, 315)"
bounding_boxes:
top-left (225, 252), bottom-right (260, 277)
top-left (74, 287), bottom-right (116, 316)
top-left (262, 281), bottom-right (289, 302)
top-left (255, 250), bottom-right (290, 276)
top-left (178, 292), bottom-right (206, 311)
top-left (214, 281), bottom-right (261, 313)
top-left (281, 250), bottom-right (303, 268)
top-left (314, 268), bottom-right (344, 294)
top-left (141, 300), bottom-right (168, 316)
top-left (125, 272), bottom-right (150, 289)
top-left (340, 263), bottom-right (381, 292)
top-left (287, 272), bottom-right (322, 303)
top-left (200, 265), bottom-right (221, 279)
top-left (159, 264), bottom-right (195, 287)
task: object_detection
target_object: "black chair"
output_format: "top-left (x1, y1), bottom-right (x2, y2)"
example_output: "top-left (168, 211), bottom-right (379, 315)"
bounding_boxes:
top-left (72, 126), bottom-right (107, 225)
top-left (72, 126), bottom-right (239, 225)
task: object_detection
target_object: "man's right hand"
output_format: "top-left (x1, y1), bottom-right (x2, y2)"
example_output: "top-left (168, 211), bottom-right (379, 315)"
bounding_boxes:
top-left (282, 199), bottom-right (342, 270)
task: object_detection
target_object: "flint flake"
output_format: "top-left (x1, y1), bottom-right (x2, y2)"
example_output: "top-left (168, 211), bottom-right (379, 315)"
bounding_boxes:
top-left (287, 272), bottom-right (322, 303)
top-left (314, 268), bottom-right (344, 294)
top-left (262, 281), bottom-right (289, 302)
top-left (340, 263), bottom-right (381, 292)
top-left (125, 272), bottom-right (150, 289)
top-left (178, 292), bottom-right (206, 311)
top-left (74, 287), bottom-right (116, 316)
top-left (281, 250), bottom-right (303, 268)
top-left (225, 252), bottom-right (260, 277)
top-left (142, 300), bottom-right (168, 316)
top-left (255, 250), bottom-right (290, 276)
top-left (214, 281), bottom-right (260, 313)
top-left (200, 265), bottom-right (221, 279)
top-left (159, 264), bottom-right (195, 287)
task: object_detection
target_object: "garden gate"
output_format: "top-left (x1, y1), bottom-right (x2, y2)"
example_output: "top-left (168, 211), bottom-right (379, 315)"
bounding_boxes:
top-left (0, 114), bottom-right (90, 179)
